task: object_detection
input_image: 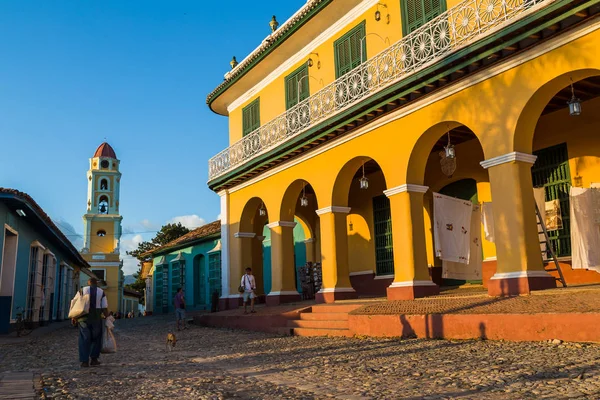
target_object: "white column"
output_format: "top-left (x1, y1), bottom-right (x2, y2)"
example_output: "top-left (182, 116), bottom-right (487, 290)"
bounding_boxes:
top-left (218, 190), bottom-right (230, 298)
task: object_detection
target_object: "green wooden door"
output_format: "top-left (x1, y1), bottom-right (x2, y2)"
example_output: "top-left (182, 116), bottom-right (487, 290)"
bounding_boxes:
top-left (334, 22), bottom-right (366, 78)
top-left (208, 253), bottom-right (222, 298)
top-left (285, 64), bottom-right (309, 109)
top-left (193, 255), bottom-right (205, 307)
top-left (532, 143), bottom-right (572, 257)
top-left (372, 195), bottom-right (394, 276)
top-left (401, 0), bottom-right (447, 35)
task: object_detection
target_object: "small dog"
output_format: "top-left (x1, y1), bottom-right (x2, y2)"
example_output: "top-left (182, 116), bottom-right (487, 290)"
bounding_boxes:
top-left (166, 332), bottom-right (177, 352)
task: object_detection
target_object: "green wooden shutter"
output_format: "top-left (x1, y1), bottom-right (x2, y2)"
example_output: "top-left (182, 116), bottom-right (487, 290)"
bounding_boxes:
top-left (208, 253), bottom-right (222, 297)
top-left (334, 21), bottom-right (366, 78)
top-left (285, 64), bottom-right (309, 110)
top-left (242, 98), bottom-right (260, 136)
top-left (531, 143), bottom-right (572, 257)
top-left (373, 195), bottom-right (394, 275)
top-left (402, 0), bottom-right (446, 35)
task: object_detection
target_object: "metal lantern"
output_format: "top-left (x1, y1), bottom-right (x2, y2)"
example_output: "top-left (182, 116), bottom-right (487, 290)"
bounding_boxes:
top-left (230, 56), bottom-right (238, 69)
top-left (359, 164), bottom-right (369, 190)
top-left (308, 58), bottom-right (314, 68)
top-left (300, 184), bottom-right (309, 207)
top-left (259, 203), bottom-right (266, 217)
top-left (444, 132), bottom-right (455, 159)
top-left (270, 15), bottom-right (279, 32)
top-left (375, 9), bottom-right (381, 21)
top-left (568, 82), bottom-right (582, 116)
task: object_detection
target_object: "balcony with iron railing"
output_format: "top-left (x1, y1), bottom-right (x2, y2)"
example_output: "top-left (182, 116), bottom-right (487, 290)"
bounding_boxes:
top-left (208, 0), bottom-right (555, 182)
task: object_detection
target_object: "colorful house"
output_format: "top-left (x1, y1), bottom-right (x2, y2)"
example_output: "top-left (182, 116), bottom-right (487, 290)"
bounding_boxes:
top-left (122, 288), bottom-right (142, 316)
top-left (146, 221), bottom-right (223, 313)
top-left (79, 142), bottom-right (124, 313)
top-left (0, 188), bottom-right (96, 333)
top-left (206, 0), bottom-right (600, 307)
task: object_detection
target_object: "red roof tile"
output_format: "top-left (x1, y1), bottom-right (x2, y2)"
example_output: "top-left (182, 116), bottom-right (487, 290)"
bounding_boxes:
top-left (93, 142), bottom-right (117, 159)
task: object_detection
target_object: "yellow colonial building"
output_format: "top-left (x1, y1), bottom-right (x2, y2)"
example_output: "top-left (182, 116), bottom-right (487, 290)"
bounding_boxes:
top-left (80, 143), bottom-right (124, 312)
top-left (206, 0), bottom-right (600, 307)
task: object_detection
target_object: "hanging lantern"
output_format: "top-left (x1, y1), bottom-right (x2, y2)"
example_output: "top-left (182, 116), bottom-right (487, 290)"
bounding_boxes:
top-left (444, 131), bottom-right (455, 159)
top-left (375, 9), bottom-right (381, 21)
top-left (359, 164), bottom-right (369, 190)
top-left (568, 81), bottom-right (582, 116)
top-left (300, 183), bottom-right (309, 207)
top-left (259, 203), bottom-right (266, 216)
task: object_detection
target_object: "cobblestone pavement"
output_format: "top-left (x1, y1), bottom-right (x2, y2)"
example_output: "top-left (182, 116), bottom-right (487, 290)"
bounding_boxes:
top-left (1, 315), bottom-right (599, 399)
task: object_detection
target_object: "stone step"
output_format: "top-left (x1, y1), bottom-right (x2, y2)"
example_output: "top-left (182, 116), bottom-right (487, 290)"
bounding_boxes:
top-left (268, 326), bottom-right (294, 336)
top-left (300, 312), bottom-right (349, 321)
top-left (293, 327), bottom-right (354, 337)
top-left (287, 319), bottom-right (349, 329)
top-left (311, 304), bottom-right (362, 314)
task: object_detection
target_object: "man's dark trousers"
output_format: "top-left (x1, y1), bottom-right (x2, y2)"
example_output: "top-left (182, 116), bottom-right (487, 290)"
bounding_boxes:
top-left (78, 319), bottom-right (103, 363)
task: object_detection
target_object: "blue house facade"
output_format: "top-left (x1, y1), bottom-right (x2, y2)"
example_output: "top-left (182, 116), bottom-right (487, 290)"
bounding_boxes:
top-left (147, 221), bottom-right (222, 314)
top-left (0, 188), bottom-right (96, 334)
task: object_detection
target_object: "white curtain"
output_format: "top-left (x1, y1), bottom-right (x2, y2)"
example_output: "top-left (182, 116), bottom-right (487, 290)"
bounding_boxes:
top-left (433, 193), bottom-right (473, 264)
top-left (442, 204), bottom-right (483, 280)
top-left (481, 202), bottom-right (495, 243)
top-left (570, 187), bottom-right (600, 273)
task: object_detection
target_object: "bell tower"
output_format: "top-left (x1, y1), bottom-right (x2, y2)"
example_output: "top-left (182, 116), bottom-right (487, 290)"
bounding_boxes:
top-left (80, 142), bottom-right (124, 312)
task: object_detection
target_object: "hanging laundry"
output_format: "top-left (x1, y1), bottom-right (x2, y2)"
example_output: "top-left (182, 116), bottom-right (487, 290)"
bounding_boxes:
top-left (545, 199), bottom-right (563, 231)
top-left (433, 193), bottom-right (472, 264)
top-left (570, 187), bottom-right (600, 273)
top-left (442, 204), bottom-right (482, 280)
top-left (481, 202), bottom-right (495, 243)
top-left (590, 183), bottom-right (600, 224)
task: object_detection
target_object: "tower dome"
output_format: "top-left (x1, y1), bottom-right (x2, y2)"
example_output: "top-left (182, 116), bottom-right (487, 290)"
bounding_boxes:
top-left (94, 142), bottom-right (117, 159)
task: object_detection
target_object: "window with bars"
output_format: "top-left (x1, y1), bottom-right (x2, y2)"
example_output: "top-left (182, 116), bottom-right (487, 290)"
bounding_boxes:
top-left (334, 21), bottom-right (366, 78)
top-left (401, 0), bottom-right (447, 35)
top-left (242, 98), bottom-right (260, 136)
top-left (531, 143), bottom-right (572, 258)
top-left (208, 253), bottom-right (222, 297)
top-left (372, 195), bottom-right (395, 275)
top-left (285, 64), bottom-right (309, 110)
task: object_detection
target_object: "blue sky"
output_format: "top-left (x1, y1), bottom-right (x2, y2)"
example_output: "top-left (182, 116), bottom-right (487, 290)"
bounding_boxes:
top-left (0, 0), bottom-right (306, 274)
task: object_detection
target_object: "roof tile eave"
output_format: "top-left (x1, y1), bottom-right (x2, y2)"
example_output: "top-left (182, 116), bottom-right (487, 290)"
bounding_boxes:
top-left (144, 220), bottom-right (222, 258)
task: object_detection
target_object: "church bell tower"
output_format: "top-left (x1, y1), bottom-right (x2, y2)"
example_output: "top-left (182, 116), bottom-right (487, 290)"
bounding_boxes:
top-left (80, 142), bottom-right (124, 312)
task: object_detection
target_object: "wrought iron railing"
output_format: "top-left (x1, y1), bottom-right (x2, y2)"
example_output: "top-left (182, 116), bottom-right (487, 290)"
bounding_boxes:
top-left (208, 0), bottom-right (553, 181)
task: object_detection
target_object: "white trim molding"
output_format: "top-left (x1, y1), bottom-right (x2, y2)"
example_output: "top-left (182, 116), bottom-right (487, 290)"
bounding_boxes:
top-left (480, 152), bottom-right (537, 169)
top-left (483, 256), bottom-right (497, 262)
top-left (384, 184), bottom-right (429, 197)
top-left (219, 190), bottom-right (230, 298)
top-left (226, 0), bottom-right (379, 113)
top-left (267, 291), bottom-right (301, 296)
top-left (317, 287), bottom-right (356, 293)
top-left (349, 270), bottom-right (374, 276)
top-left (234, 232), bottom-right (256, 239)
top-left (388, 280), bottom-right (438, 288)
top-left (374, 274), bottom-right (394, 280)
top-left (266, 221), bottom-right (297, 229)
top-left (489, 270), bottom-right (553, 280)
top-left (316, 206), bottom-right (351, 215)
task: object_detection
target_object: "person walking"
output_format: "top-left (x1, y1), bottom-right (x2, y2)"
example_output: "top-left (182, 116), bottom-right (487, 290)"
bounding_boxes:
top-left (174, 288), bottom-right (186, 331)
top-left (73, 278), bottom-right (108, 368)
top-left (241, 267), bottom-right (256, 314)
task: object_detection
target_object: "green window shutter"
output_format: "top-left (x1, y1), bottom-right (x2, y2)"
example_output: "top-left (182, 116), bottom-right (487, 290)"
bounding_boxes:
top-left (402, 0), bottom-right (446, 36)
top-left (285, 63), bottom-right (309, 110)
top-left (531, 143), bottom-right (572, 257)
top-left (208, 253), bottom-right (222, 297)
top-left (334, 21), bottom-right (366, 78)
top-left (242, 98), bottom-right (260, 136)
top-left (372, 195), bottom-right (394, 276)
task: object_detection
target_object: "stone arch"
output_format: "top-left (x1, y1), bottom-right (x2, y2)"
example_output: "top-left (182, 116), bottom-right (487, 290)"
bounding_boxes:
top-left (280, 179), bottom-right (320, 222)
top-left (331, 156), bottom-right (390, 206)
top-left (513, 68), bottom-right (600, 153)
top-left (239, 197), bottom-right (269, 233)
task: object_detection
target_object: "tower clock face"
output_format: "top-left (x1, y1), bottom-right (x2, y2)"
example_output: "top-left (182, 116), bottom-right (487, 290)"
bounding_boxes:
top-left (100, 160), bottom-right (109, 169)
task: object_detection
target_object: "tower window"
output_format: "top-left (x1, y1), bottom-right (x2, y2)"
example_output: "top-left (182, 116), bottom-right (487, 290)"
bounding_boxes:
top-left (100, 179), bottom-right (108, 190)
top-left (98, 196), bottom-right (109, 214)
top-left (100, 160), bottom-right (109, 169)
top-left (97, 230), bottom-right (106, 237)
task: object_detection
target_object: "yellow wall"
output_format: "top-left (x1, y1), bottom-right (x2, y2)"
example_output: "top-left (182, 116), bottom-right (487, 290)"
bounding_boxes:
top-left (222, 24), bottom-right (600, 292)
top-left (105, 267), bottom-right (120, 312)
top-left (89, 221), bottom-right (116, 253)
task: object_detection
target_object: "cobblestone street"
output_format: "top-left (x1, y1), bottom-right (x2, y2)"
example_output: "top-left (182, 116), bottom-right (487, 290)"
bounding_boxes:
top-left (1, 314), bottom-right (600, 399)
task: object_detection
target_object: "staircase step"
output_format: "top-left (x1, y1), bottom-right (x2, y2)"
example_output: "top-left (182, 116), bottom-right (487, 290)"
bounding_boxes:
top-left (293, 327), bottom-right (354, 337)
top-left (311, 304), bottom-right (362, 313)
top-left (300, 312), bottom-right (349, 321)
top-left (288, 319), bottom-right (349, 329)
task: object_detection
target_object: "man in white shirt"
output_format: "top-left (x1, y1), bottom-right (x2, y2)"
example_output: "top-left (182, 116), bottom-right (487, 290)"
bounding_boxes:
top-left (241, 267), bottom-right (256, 314)
top-left (72, 278), bottom-right (108, 368)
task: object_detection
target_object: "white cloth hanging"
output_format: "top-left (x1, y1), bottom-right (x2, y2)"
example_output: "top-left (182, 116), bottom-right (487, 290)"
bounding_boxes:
top-left (442, 204), bottom-right (483, 280)
top-left (570, 187), bottom-right (600, 273)
top-left (433, 193), bottom-right (472, 264)
top-left (481, 202), bottom-right (495, 243)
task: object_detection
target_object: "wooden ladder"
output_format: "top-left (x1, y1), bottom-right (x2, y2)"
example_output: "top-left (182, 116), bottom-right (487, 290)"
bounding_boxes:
top-left (535, 203), bottom-right (567, 287)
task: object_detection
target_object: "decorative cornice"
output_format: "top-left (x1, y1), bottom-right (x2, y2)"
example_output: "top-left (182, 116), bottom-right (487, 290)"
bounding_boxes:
top-left (388, 280), bottom-right (438, 288)
top-left (384, 184), bottom-right (429, 197)
top-left (234, 232), bottom-right (256, 239)
top-left (266, 221), bottom-right (297, 229)
top-left (315, 206), bottom-right (351, 215)
top-left (480, 152), bottom-right (537, 169)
